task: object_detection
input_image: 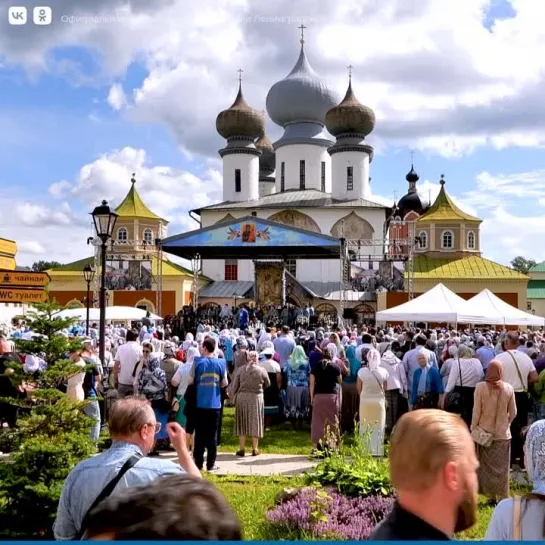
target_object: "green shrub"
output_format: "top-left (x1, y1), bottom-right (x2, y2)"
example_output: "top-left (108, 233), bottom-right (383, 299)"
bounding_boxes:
top-left (306, 428), bottom-right (392, 498)
top-left (0, 300), bottom-right (95, 539)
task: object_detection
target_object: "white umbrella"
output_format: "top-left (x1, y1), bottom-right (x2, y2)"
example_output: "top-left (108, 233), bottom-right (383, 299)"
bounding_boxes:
top-left (54, 306), bottom-right (162, 322)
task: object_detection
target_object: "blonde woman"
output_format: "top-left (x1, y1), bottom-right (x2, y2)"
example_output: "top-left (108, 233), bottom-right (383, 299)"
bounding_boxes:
top-left (231, 350), bottom-right (270, 457)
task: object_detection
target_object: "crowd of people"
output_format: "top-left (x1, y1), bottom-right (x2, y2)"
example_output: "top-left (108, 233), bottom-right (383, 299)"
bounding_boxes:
top-left (3, 312), bottom-right (545, 540)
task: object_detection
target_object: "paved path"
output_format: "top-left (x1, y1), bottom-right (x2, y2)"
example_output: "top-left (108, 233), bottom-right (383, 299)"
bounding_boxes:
top-left (159, 451), bottom-right (317, 476)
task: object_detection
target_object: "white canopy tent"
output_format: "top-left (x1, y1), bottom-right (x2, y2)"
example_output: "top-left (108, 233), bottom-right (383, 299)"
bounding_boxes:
top-left (53, 306), bottom-right (162, 322)
top-left (459, 289), bottom-right (545, 327)
top-left (376, 283), bottom-right (468, 323)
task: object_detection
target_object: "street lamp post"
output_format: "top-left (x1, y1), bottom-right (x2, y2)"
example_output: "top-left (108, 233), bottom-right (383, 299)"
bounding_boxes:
top-left (91, 200), bottom-right (118, 367)
top-left (82, 265), bottom-right (95, 336)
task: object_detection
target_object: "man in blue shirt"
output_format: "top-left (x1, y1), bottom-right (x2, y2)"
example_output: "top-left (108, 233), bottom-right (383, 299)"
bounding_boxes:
top-left (53, 397), bottom-right (200, 540)
top-left (273, 325), bottom-right (296, 370)
top-left (189, 337), bottom-right (228, 471)
top-left (238, 306), bottom-right (249, 330)
top-left (475, 337), bottom-right (496, 372)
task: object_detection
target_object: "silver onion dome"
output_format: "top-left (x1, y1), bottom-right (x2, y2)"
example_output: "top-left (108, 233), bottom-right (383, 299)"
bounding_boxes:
top-left (266, 45), bottom-right (340, 128)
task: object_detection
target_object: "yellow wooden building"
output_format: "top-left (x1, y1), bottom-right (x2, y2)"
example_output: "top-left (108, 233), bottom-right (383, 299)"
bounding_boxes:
top-left (47, 179), bottom-right (201, 317)
top-left (378, 177), bottom-right (528, 311)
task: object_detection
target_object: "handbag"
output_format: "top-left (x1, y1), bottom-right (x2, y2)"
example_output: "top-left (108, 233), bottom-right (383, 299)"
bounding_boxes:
top-left (444, 359), bottom-right (463, 413)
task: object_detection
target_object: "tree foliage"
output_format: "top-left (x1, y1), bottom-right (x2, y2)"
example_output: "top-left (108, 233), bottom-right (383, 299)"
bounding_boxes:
top-left (31, 261), bottom-right (62, 272)
top-left (0, 299), bottom-right (95, 539)
top-left (510, 256), bottom-right (537, 275)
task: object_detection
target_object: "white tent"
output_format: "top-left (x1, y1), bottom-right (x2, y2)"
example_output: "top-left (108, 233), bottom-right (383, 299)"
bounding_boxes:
top-left (376, 283), bottom-right (468, 323)
top-left (458, 289), bottom-right (545, 327)
top-left (53, 306), bottom-right (162, 322)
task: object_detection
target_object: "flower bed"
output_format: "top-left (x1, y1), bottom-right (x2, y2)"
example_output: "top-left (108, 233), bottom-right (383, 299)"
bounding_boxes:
top-left (267, 487), bottom-right (394, 540)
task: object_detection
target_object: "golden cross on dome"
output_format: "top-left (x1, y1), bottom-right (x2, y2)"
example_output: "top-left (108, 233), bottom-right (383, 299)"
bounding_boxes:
top-left (298, 24), bottom-right (306, 45)
top-left (237, 68), bottom-right (243, 84)
top-left (410, 150), bottom-right (415, 166)
top-left (347, 64), bottom-right (353, 81)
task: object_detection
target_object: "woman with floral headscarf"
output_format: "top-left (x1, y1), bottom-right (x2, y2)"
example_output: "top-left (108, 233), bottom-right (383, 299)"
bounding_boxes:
top-left (137, 355), bottom-right (169, 453)
top-left (485, 419), bottom-right (545, 539)
top-left (357, 348), bottom-right (389, 456)
top-left (284, 345), bottom-right (310, 425)
top-left (472, 359), bottom-right (516, 503)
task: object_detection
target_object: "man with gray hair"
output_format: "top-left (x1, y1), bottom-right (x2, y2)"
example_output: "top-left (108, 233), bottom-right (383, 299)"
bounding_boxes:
top-left (53, 397), bottom-right (200, 540)
top-left (495, 330), bottom-right (538, 467)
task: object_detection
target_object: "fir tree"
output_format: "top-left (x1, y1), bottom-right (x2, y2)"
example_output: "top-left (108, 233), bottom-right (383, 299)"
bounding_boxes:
top-left (0, 299), bottom-right (95, 539)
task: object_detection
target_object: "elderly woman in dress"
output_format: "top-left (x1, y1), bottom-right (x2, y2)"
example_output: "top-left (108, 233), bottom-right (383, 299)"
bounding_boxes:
top-left (231, 350), bottom-right (270, 457)
top-left (411, 350), bottom-right (444, 409)
top-left (284, 345), bottom-right (310, 426)
top-left (310, 347), bottom-right (342, 450)
top-left (442, 344), bottom-right (484, 428)
top-left (357, 348), bottom-right (389, 456)
top-left (485, 419), bottom-right (545, 539)
top-left (472, 359), bottom-right (516, 503)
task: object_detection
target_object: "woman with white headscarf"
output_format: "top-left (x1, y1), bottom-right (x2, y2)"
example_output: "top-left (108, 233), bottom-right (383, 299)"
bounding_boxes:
top-left (357, 348), bottom-right (389, 456)
top-left (485, 419), bottom-right (545, 539)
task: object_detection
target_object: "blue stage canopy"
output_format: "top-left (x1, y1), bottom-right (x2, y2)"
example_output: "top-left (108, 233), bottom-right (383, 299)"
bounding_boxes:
top-left (162, 215), bottom-right (341, 260)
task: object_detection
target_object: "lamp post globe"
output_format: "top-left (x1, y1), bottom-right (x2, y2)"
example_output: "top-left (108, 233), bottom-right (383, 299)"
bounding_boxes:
top-left (82, 265), bottom-right (95, 336)
top-left (90, 200), bottom-right (118, 368)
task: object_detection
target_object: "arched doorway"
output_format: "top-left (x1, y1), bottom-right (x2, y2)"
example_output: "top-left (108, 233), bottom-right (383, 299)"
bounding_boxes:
top-left (199, 302), bottom-right (220, 321)
top-left (353, 303), bottom-right (375, 325)
top-left (65, 299), bottom-right (85, 309)
top-left (314, 303), bottom-right (338, 324)
top-left (135, 299), bottom-right (156, 313)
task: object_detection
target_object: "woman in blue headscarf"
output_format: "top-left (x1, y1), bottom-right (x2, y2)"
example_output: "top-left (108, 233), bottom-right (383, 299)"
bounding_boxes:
top-left (411, 350), bottom-right (444, 409)
top-left (485, 420), bottom-right (545, 539)
top-left (284, 345), bottom-right (310, 425)
top-left (340, 341), bottom-right (361, 433)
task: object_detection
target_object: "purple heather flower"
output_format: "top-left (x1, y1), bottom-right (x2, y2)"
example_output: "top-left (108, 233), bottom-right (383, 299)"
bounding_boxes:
top-left (267, 489), bottom-right (394, 540)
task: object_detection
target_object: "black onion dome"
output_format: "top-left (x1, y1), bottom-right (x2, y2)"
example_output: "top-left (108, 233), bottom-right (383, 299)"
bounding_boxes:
top-left (255, 132), bottom-right (275, 172)
top-left (406, 165), bottom-right (419, 183)
top-left (216, 84), bottom-right (265, 140)
top-left (396, 192), bottom-right (425, 218)
top-left (325, 80), bottom-right (376, 137)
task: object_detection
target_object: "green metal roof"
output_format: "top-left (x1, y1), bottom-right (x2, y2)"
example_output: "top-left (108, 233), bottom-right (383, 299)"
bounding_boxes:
top-left (528, 280), bottom-right (545, 299)
top-left (115, 181), bottom-right (165, 221)
top-left (409, 255), bottom-right (528, 280)
top-left (417, 180), bottom-right (481, 223)
top-left (529, 262), bottom-right (545, 273)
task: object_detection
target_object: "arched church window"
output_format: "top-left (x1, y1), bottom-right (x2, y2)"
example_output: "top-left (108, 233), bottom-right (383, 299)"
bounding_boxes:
top-left (418, 231), bottom-right (427, 249)
top-left (117, 227), bottom-right (128, 243)
top-left (143, 228), bottom-right (153, 244)
top-left (441, 230), bottom-right (453, 249)
top-left (467, 231), bottom-right (475, 249)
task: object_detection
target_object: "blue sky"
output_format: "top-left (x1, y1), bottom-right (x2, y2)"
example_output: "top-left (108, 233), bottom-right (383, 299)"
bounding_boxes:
top-left (0, 0), bottom-right (544, 266)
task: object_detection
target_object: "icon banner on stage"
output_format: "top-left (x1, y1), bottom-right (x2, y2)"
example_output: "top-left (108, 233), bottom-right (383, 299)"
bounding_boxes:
top-left (255, 262), bottom-right (284, 306)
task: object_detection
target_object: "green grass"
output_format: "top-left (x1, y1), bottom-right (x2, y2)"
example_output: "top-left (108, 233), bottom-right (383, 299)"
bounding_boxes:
top-left (208, 474), bottom-right (306, 540)
top-left (210, 474), bottom-right (497, 541)
top-left (219, 406), bottom-right (312, 454)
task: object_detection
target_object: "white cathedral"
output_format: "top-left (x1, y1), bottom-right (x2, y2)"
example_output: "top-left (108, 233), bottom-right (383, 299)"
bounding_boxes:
top-left (192, 36), bottom-right (409, 317)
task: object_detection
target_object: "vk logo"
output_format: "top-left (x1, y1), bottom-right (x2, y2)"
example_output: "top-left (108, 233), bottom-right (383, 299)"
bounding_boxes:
top-left (8, 6), bottom-right (27, 24)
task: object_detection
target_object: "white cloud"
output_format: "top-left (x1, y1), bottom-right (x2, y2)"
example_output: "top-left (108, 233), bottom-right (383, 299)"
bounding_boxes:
top-left (17, 241), bottom-right (46, 255)
top-left (107, 83), bottom-right (127, 110)
top-left (2, 0), bottom-right (545, 157)
top-left (15, 202), bottom-right (73, 227)
top-left (48, 180), bottom-right (71, 197)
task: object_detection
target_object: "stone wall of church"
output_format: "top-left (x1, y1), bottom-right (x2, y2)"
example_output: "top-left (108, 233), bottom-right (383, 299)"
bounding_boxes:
top-left (275, 144), bottom-right (332, 193)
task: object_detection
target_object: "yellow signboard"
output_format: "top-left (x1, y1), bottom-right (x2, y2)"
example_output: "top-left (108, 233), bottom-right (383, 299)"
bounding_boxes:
top-left (0, 257), bottom-right (16, 271)
top-left (0, 288), bottom-right (47, 303)
top-left (0, 271), bottom-right (50, 287)
top-left (0, 238), bottom-right (17, 257)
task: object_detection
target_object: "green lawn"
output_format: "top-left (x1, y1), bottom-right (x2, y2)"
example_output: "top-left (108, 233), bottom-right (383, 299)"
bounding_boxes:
top-left (219, 406), bottom-right (312, 454)
top-left (210, 474), bottom-right (496, 541)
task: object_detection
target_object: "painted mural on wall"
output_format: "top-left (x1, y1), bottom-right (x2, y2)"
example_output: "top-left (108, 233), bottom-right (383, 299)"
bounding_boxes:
top-left (172, 221), bottom-right (339, 248)
top-left (105, 259), bottom-right (153, 290)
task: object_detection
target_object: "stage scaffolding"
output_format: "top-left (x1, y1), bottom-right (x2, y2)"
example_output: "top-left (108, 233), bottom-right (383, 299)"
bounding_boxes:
top-left (339, 219), bottom-right (418, 320)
